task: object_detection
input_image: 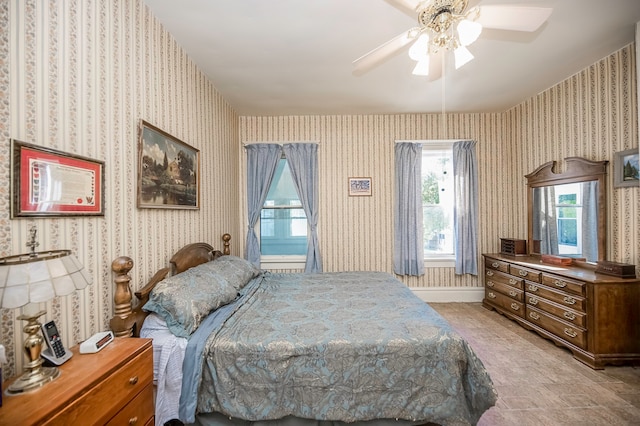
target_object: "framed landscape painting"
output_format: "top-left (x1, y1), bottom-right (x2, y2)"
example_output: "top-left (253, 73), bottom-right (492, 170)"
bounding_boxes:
top-left (613, 148), bottom-right (639, 188)
top-left (137, 120), bottom-right (200, 209)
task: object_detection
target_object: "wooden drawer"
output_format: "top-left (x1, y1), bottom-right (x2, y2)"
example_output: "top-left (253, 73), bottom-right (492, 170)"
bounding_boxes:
top-left (526, 306), bottom-right (586, 349)
top-left (485, 289), bottom-right (525, 318)
top-left (526, 293), bottom-right (586, 328)
top-left (541, 273), bottom-right (585, 297)
top-left (509, 265), bottom-right (542, 282)
top-left (485, 269), bottom-right (524, 290)
top-left (485, 257), bottom-right (509, 273)
top-left (53, 346), bottom-right (153, 424)
top-left (107, 383), bottom-right (154, 426)
top-left (486, 278), bottom-right (524, 301)
top-left (525, 281), bottom-right (586, 312)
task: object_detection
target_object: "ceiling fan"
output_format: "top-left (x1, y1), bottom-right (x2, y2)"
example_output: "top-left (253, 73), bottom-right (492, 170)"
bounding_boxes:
top-left (353, 0), bottom-right (553, 80)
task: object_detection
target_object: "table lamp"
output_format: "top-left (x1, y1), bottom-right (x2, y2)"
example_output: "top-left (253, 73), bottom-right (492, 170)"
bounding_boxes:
top-left (0, 226), bottom-right (92, 394)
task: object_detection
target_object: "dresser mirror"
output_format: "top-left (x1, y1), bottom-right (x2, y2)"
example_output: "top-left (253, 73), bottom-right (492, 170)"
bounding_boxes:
top-left (526, 157), bottom-right (608, 262)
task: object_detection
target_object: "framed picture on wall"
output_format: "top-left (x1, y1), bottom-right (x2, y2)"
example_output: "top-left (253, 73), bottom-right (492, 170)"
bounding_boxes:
top-left (348, 177), bottom-right (372, 196)
top-left (11, 140), bottom-right (105, 217)
top-left (137, 120), bottom-right (200, 209)
top-left (613, 148), bottom-right (639, 188)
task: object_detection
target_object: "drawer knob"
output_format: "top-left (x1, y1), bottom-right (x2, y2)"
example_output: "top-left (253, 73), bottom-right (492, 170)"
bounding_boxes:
top-left (554, 279), bottom-right (567, 288)
top-left (488, 292), bottom-right (496, 299)
top-left (510, 303), bottom-right (520, 311)
top-left (528, 284), bottom-right (538, 292)
top-left (487, 281), bottom-right (494, 287)
top-left (564, 311), bottom-right (576, 321)
top-left (491, 262), bottom-right (499, 268)
top-left (564, 328), bottom-right (578, 338)
top-left (129, 416), bottom-right (139, 425)
top-left (518, 270), bottom-right (528, 277)
top-left (563, 296), bottom-right (576, 305)
top-left (509, 278), bottom-right (517, 285)
top-left (509, 290), bottom-right (517, 297)
top-left (486, 270), bottom-right (494, 277)
top-left (129, 376), bottom-right (139, 385)
top-left (529, 297), bottom-right (539, 305)
top-left (529, 311), bottom-right (540, 320)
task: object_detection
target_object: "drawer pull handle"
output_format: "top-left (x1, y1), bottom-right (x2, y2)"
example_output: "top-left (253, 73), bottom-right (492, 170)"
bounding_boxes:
top-left (129, 376), bottom-right (139, 385)
top-left (487, 281), bottom-right (494, 287)
top-left (564, 311), bottom-right (576, 321)
top-left (518, 270), bottom-right (528, 277)
top-left (491, 262), bottom-right (499, 268)
top-left (529, 297), bottom-right (538, 305)
top-left (488, 292), bottom-right (496, 299)
top-left (129, 417), bottom-right (139, 425)
top-left (486, 270), bottom-right (494, 277)
top-left (554, 279), bottom-right (567, 288)
top-left (528, 284), bottom-right (538, 292)
top-left (563, 296), bottom-right (576, 305)
top-left (510, 303), bottom-right (520, 311)
top-left (509, 278), bottom-right (517, 285)
top-left (529, 311), bottom-right (540, 320)
top-left (564, 328), bottom-right (578, 338)
top-left (509, 290), bottom-right (517, 297)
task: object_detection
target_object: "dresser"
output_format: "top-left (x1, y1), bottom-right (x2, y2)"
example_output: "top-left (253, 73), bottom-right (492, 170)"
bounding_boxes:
top-left (482, 253), bottom-right (640, 369)
top-left (0, 337), bottom-right (154, 425)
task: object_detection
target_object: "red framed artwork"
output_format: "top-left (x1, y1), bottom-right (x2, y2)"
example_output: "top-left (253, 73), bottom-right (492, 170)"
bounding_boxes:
top-left (11, 140), bottom-right (105, 217)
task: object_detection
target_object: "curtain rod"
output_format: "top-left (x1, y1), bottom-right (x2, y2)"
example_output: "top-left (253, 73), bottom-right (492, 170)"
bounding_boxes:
top-left (242, 141), bottom-right (319, 146)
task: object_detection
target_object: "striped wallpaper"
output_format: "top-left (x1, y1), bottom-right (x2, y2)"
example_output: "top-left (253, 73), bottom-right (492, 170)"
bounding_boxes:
top-left (0, 0), bottom-right (637, 376)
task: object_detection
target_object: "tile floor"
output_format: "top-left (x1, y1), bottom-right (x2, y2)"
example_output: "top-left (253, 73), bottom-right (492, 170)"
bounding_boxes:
top-left (429, 302), bottom-right (640, 426)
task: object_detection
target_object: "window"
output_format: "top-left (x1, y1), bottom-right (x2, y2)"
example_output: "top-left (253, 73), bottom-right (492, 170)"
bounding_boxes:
top-left (555, 183), bottom-right (582, 255)
top-left (259, 158), bottom-right (308, 260)
top-left (422, 142), bottom-right (455, 262)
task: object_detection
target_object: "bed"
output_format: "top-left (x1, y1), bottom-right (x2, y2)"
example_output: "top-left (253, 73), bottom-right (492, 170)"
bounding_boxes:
top-left (111, 242), bottom-right (496, 426)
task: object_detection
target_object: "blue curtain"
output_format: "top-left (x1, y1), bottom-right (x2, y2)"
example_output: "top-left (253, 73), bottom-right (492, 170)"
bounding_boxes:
top-left (581, 181), bottom-right (598, 262)
top-left (283, 143), bottom-right (323, 273)
top-left (452, 141), bottom-right (479, 275)
top-left (244, 143), bottom-right (282, 267)
top-left (393, 142), bottom-right (424, 276)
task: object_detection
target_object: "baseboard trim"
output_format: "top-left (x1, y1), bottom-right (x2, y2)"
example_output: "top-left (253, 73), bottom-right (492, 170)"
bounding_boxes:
top-left (411, 287), bottom-right (485, 303)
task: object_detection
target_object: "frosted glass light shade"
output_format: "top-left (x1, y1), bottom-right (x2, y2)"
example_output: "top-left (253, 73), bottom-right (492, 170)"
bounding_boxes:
top-left (408, 33), bottom-right (430, 61)
top-left (412, 58), bottom-right (430, 76)
top-left (457, 19), bottom-right (482, 46)
top-left (454, 45), bottom-right (474, 69)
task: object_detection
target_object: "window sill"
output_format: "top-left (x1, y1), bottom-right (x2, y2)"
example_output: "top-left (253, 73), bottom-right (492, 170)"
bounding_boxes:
top-left (260, 255), bottom-right (306, 270)
top-left (424, 257), bottom-right (455, 268)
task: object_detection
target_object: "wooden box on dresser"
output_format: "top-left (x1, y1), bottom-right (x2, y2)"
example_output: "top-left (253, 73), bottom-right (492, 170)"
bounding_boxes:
top-left (0, 337), bottom-right (154, 425)
top-left (482, 253), bottom-right (640, 369)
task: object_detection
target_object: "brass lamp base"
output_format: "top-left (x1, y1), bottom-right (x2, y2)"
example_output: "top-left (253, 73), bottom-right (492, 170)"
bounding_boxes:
top-left (5, 310), bottom-right (60, 395)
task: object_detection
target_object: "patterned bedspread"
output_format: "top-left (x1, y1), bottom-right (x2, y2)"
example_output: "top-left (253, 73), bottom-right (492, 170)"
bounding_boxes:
top-left (180, 272), bottom-right (496, 424)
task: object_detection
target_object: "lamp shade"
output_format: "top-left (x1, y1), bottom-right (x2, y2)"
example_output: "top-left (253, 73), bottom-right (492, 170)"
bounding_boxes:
top-left (0, 250), bottom-right (92, 309)
top-left (457, 19), bottom-right (482, 47)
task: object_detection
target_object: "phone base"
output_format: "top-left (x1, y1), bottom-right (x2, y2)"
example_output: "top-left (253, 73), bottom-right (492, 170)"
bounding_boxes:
top-left (6, 365), bottom-right (60, 395)
top-left (41, 348), bottom-right (73, 366)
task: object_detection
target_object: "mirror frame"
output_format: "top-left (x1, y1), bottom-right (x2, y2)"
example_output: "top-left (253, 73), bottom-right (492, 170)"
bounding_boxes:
top-left (525, 157), bottom-right (608, 261)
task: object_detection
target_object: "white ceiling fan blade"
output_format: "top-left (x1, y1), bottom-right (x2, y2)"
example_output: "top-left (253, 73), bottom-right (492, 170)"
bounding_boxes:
top-left (477, 6), bottom-right (553, 32)
top-left (383, 0), bottom-right (422, 18)
top-left (353, 29), bottom-right (419, 76)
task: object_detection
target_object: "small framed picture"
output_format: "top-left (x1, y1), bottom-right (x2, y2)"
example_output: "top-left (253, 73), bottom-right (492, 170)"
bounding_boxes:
top-left (11, 140), bottom-right (105, 217)
top-left (348, 177), bottom-right (372, 196)
top-left (613, 148), bottom-right (639, 188)
top-left (137, 120), bottom-right (200, 209)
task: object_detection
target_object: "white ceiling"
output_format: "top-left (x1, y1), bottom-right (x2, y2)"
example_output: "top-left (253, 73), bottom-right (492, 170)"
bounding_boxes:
top-left (143, 0), bottom-right (640, 116)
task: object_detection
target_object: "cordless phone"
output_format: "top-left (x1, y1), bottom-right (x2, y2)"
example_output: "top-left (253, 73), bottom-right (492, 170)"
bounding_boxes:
top-left (41, 320), bottom-right (73, 365)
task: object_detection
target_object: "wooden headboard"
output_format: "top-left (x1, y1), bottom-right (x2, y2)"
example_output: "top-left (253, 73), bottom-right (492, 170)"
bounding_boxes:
top-left (110, 236), bottom-right (230, 337)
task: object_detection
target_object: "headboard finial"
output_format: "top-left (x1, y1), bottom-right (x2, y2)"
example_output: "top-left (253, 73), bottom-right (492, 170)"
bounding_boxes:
top-left (222, 233), bottom-right (231, 255)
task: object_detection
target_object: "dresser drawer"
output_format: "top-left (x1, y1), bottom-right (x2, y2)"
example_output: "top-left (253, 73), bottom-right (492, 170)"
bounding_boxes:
top-left (525, 281), bottom-right (586, 312)
top-left (486, 279), bottom-right (524, 301)
top-left (107, 383), bottom-right (154, 426)
top-left (526, 306), bottom-right (586, 349)
top-left (526, 294), bottom-right (586, 328)
top-left (485, 289), bottom-right (525, 318)
top-left (485, 258), bottom-right (509, 273)
top-left (485, 269), bottom-right (524, 290)
top-left (541, 273), bottom-right (585, 296)
top-left (510, 265), bottom-right (542, 282)
top-left (54, 346), bottom-right (153, 424)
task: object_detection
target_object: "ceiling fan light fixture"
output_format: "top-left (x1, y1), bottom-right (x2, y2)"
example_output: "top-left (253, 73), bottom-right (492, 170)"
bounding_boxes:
top-left (454, 45), bottom-right (473, 69)
top-left (408, 33), bottom-right (430, 61)
top-left (457, 19), bottom-right (482, 46)
top-left (412, 58), bottom-right (430, 76)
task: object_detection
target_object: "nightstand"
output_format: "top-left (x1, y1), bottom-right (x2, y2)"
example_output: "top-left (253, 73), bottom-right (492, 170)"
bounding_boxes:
top-left (0, 337), bottom-right (154, 425)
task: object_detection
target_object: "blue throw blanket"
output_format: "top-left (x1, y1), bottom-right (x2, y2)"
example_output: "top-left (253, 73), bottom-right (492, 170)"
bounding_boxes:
top-left (180, 272), bottom-right (496, 424)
